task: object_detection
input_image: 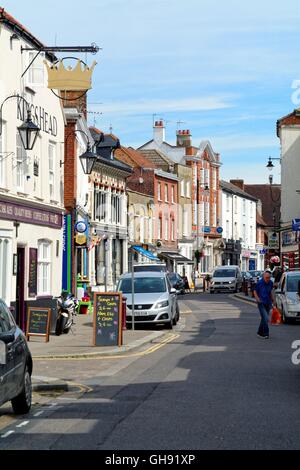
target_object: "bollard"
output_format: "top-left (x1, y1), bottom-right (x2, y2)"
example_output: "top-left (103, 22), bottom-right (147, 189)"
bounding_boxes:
top-left (122, 296), bottom-right (127, 330)
top-left (203, 278), bottom-right (206, 292)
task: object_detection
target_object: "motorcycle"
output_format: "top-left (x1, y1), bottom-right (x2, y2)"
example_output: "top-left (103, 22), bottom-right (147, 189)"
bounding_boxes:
top-left (55, 292), bottom-right (78, 336)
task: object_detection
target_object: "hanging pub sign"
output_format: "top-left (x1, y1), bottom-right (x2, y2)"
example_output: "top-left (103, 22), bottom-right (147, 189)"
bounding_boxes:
top-left (44, 59), bottom-right (97, 91)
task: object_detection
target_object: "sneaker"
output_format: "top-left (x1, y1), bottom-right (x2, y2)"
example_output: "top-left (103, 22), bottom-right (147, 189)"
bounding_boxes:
top-left (257, 333), bottom-right (269, 339)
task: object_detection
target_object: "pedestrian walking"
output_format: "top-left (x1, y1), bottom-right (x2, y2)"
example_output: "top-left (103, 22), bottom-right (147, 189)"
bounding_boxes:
top-left (253, 269), bottom-right (276, 339)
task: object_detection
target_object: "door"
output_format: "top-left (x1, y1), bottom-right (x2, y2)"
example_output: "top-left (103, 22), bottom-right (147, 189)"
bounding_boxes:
top-left (16, 247), bottom-right (25, 331)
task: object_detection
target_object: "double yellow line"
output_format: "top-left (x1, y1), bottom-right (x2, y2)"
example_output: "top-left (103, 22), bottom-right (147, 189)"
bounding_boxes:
top-left (34, 333), bottom-right (180, 362)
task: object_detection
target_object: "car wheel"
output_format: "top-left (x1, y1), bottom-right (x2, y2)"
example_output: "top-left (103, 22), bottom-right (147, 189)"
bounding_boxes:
top-left (210, 290), bottom-right (215, 294)
top-left (165, 319), bottom-right (173, 329)
top-left (11, 366), bottom-right (32, 415)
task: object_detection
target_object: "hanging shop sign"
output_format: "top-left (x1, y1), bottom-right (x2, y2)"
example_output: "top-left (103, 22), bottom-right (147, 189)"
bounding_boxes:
top-left (44, 59), bottom-right (97, 91)
top-left (75, 221), bottom-right (88, 233)
top-left (292, 219), bottom-right (300, 232)
top-left (75, 233), bottom-right (87, 246)
top-left (216, 227), bottom-right (223, 234)
top-left (268, 232), bottom-right (280, 249)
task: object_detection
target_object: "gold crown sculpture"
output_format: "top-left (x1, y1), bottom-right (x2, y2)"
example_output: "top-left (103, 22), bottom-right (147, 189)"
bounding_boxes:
top-left (44, 60), bottom-right (97, 91)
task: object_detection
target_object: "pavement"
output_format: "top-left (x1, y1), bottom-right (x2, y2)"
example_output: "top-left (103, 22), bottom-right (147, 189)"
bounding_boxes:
top-left (3, 293), bottom-right (300, 449)
top-left (27, 297), bottom-right (192, 392)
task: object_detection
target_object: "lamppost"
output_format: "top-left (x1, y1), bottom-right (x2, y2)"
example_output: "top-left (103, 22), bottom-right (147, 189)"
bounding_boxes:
top-left (266, 157), bottom-right (281, 266)
top-left (0, 95), bottom-right (40, 151)
top-left (60, 129), bottom-right (97, 175)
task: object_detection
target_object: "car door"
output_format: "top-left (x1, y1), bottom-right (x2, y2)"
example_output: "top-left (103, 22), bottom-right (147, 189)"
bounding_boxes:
top-left (0, 303), bottom-right (15, 401)
top-left (166, 277), bottom-right (175, 319)
top-left (3, 303), bottom-right (25, 393)
top-left (278, 276), bottom-right (286, 313)
top-left (0, 316), bottom-right (9, 405)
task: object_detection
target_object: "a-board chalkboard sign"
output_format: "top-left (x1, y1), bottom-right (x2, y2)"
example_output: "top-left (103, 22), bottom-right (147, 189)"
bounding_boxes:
top-left (28, 248), bottom-right (38, 297)
top-left (93, 293), bottom-right (122, 347)
top-left (26, 307), bottom-right (51, 342)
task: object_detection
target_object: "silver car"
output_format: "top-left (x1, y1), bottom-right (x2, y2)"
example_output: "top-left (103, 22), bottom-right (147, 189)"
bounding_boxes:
top-left (276, 271), bottom-right (300, 323)
top-left (117, 272), bottom-right (179, 329)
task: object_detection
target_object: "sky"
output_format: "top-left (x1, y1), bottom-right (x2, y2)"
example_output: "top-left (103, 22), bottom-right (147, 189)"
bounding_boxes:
top-left (3, 0), bottom-right (300, 183)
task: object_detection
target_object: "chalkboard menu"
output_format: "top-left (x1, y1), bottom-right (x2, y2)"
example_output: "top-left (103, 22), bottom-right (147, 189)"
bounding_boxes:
top-left (93, 293), bottom-right (122, 347)
top-left (26, 307), bottom-right (51, 342)
top-left (28, 248), bottom-right (38, 297)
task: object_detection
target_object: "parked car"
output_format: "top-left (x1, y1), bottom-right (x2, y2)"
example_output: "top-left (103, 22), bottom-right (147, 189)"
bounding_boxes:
top-left (210, 266), bottom-right (243, 294)
top-left (275, 271), bottom-right (300, 323)
top-left (117, 272), bottom-right (179, 328)
top-left (133, 263), bottom-right (167, 273)
top-left (248, 270), bottom-right (263, 283)
top-left (0, 299), bottom-right (33, 414)
top-left (241, 271), bottom-right (252, 280)
top-left (168, 272), bottom-right (185, 295)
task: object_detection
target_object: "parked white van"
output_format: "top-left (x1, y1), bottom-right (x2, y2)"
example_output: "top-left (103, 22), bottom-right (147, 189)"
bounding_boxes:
top-left (210, 266), bottom-right (243, 294)
top-left (276, 271), bottom-right (300, 323)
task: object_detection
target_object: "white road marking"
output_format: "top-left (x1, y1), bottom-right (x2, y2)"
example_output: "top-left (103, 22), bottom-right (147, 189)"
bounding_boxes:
top-left (16, 421), bottom-right (29, 428)
top-left (34, 411), bottom-right (44, 417)
top-left (1, 430), bottom-right (15, 438)
top-left (50, 403), bottom-right (58, 407)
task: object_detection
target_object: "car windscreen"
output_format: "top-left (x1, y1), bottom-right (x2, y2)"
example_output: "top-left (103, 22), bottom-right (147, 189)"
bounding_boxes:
top-left (134, 266), bottom-right (166, 272)
top-left (119, 277), bottom-right (167, 293)
top-left (286, 276), bottom-right (300, 292)
top-left (213, 269), bottom-right (236, 278)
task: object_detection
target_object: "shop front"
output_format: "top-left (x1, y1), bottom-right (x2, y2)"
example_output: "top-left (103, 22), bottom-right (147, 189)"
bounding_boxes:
top-left (0, 196), bottom-right (63, 330)
top-left (281, 229), bottom-right (300, 271)
top-left (222, 240), bottom-right (241, 266)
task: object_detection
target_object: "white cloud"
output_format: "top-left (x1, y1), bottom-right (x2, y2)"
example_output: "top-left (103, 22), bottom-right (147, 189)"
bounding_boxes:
top-left (94, 95), bottom-right (237, 117)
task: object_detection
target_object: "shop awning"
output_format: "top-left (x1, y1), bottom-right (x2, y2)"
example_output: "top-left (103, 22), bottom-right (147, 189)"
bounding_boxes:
top-left (132, 245), bottom-right (159, 261)
top-left (159, 252), bottom-right (194, 265)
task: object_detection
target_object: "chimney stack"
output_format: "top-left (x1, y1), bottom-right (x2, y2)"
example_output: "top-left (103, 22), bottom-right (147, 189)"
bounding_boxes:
top-left (176, 129), bottom-right (192, 147)
top-left (153, 120), bottom-right (165, 144)
top-left (230, 179), bottom-right (245, 191)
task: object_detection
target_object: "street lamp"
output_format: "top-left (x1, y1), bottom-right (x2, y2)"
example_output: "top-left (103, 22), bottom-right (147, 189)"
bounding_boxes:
top-left (266, 156), bottom-right (281, 171)
top-left (60, 129), bottom-right (97, 175)
top-left (0, 95), bottom-right (40, 151)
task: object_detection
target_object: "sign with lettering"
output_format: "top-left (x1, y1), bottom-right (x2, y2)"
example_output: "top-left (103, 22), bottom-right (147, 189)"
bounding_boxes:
top-left (17, 98), bottom-right (58, 137)
top-left (28, 248), bottom-right (38, 297)
top-left (26, 308), bottom-right (51, 342)
top-left (0, 198), bottom-right (62, 228)
top-left (93, 293), bottom-right (122, 347)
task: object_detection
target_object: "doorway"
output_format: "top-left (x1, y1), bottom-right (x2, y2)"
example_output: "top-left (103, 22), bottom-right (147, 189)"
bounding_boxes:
top-left (16, 246), bottom-right (25, 331)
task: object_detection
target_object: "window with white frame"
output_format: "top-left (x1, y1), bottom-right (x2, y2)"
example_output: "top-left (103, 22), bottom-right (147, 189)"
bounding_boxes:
top-left (212, 201), bottom-right (217, 227)
top-left (186, 180), bottom-right (191, 198)
top-left (250, 202), bottom-right (253, 218)
top-left (243, 199), bottom-right (246, 215)
top-left (38, 240), bottom-right (51, 295)
top-left (242, 224), bottom-right (246, 242)
top-left (158, 182), bottom-right (161, 201)
top-left (183, 209), bottom-right (189, 236)
top-left (226, 194), bottom-right (230, 211)
top-left (165, 184), bottom-right (169, 202)
top-left (226, 220), bottom-right (230, 238)
top-left (16, 133), bottom-right (25, 191)
top-left (250, 226), bottom-right (253, 245)
top-left (28, 52), bottom-right (45, 87)
top-left (165, 217), bottom-right (169, 240)
top-left (234, 196), bottom-right (238, 214)
top-left (171, 218), bottom-right (175, 241)
top-left (204, 201), bottom-right (209, 225)
top-left (205, 168), bottom-right (209, 187)
top-left (49, 142), bottom-right (56, 199)
top-left (200, 201), bottom-right (205, 226)
top-left (148, 210), bottom-right (153, 243)
top-left (234, 222), bottom-right (238, 240)
top-left (158, 217), bottom-right (162, 239)
top-left (212, 168), bottom-right (217, 190)
top-left (200, 168), bottom-right (205, 185)
top-left (111, 191), bottom-right (121, 224)
top-left (171, 185), bottom-right (175, 203)
top-left (180, 180), bottom-right (185, 197)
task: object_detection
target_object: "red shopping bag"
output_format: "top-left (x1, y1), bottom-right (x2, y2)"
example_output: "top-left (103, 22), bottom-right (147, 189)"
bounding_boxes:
top-left (271, 306), bottom-right (282, 325)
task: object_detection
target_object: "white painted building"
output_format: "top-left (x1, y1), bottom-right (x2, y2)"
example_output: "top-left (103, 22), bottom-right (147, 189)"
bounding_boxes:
top-left (0, 9), bottom-right (65, 329)
top-left (220, 181), bottom-right (261, 270)
top-left (277, 110), bottom-right (300, 270)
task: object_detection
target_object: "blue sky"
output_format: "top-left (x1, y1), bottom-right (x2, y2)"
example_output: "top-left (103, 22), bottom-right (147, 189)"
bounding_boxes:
top-left (3, 0), bottom-right (300, 183)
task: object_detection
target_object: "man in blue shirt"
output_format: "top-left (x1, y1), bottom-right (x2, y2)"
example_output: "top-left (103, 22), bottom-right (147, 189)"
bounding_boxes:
top-left (253, 270), bottom-right (276, 339)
